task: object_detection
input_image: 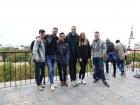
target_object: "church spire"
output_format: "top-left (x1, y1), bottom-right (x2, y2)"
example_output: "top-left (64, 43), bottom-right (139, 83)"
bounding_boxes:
top-left (128, 26), bottom-right (135, 49)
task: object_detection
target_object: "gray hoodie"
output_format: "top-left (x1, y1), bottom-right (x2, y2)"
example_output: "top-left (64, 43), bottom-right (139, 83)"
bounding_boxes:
top-left (32, 40), bottom-right (45, 62)
top-left (91, 39), bottom-right (107, 58)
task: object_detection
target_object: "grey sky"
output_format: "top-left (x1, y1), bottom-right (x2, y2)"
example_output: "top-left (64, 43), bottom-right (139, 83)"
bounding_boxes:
top-left (0, 0), bottom-right (139, 46)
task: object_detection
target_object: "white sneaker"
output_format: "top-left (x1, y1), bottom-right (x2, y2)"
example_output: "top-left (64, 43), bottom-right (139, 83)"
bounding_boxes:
top-left (71, 81), bottom-right (76, 87)
top-left (37, 85), bottom-right (44, 91)
top-left (75, 80), bottom-right (79, 86)
top-left (54, 84), bottom-right (57, 88)
top-left (51, 84), bottom-right (55, 91)
top-left (82, 79), bottom-right (86, 84)
top-left (78, 79), bottom-right (82, 84)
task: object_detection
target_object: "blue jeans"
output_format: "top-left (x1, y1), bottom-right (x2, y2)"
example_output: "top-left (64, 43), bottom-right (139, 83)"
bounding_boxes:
top-left (93, 57), bottom-right (106, 81)
top-left (117, 60), bottom-right (124, 73)
top-left (46, 55), bottom-right (56, 84)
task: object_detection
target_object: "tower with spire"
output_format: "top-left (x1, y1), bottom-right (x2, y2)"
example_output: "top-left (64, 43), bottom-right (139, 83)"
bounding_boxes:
top-left (128, 26), bottom-right (135, 49)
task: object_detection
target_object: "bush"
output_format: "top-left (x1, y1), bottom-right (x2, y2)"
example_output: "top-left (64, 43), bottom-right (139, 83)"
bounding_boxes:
top-left (126, 53), bottom-right (140, 65)
top-left (5, 53), bottom-right (31, 62)
top-left (0, 62), bottom-right (15, 82)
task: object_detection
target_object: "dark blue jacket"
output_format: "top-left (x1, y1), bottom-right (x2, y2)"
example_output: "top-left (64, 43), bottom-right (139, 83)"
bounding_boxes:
top-left (56, 41), bottom-right (70, 65)
top-left (106, 42), bottom-right (115, 54)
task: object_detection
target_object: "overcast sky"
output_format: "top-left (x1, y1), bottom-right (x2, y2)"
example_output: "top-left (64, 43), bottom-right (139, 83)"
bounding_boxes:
top-left (0, 0), bottom-right (139, 46)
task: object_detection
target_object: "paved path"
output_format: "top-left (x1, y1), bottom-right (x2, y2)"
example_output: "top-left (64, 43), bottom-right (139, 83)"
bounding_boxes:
top-left (0, 70), bottom-right (140, 105)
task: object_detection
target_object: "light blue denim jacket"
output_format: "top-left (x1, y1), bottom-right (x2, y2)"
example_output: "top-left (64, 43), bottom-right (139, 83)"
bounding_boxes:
top-left (32, 40), bottom-right (45, 62)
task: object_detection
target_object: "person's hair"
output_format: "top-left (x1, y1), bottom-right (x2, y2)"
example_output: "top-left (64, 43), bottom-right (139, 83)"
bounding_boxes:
top-left (36, 36), bottom-right (40, 39)
top-left (94, 31), bottom-right (99, 34)
top-left (39, 29), bottom-right (45, 34)
top-left (116, 40), bottom-right (120, 43)
top-left (53, 27), bottom-right (58, 31)
top-left (106, 38), bottom-right (110, 42)
top-left (59, 32), bottom-right (65, 36)
top-left (72, 26), bottom-right (76, 28)
top-left (79, 32), bottom-right (88, 46)
top-left (79, 32), bottom-right (85, 41)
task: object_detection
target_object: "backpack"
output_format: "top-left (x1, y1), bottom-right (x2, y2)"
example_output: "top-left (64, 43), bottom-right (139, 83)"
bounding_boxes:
top-left (108, 52), bottom-right (119, 62)
top-left (30, 40), bottom-right (35, 51)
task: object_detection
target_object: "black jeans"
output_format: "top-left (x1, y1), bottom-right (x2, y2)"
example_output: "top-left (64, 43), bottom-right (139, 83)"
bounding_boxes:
top-left (106, 59), bottom-right (116, 76)
top-left (57, 63), bottom-right (67, 81)
top-left (34, 62), bottom-right (45, 86)
top-left (69, 53), bottom-right (77, 81)
top-left (93, 57), bottom-right (106, 81)
top-left (79, 58), bottom-right (88, 79)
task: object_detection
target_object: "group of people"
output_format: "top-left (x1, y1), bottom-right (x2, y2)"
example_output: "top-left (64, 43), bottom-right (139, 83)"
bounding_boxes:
top-left (31, 26), bottom-right (126, 91)
top-left (105, 39), bottom-right (126, 77)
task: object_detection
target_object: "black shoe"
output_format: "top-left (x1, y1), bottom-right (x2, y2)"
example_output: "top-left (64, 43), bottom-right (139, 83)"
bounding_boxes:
top-left (121, 71), bottom-right (125, 76)
top-left (112, 74), bottom-right (116, 78)
top-left (93, 79), bottom-right (98, 83)
top-left (103, 81), bottom-right (110, 87)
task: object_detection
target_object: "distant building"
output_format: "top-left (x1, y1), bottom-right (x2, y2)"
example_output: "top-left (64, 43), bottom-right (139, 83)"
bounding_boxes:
top-left (134, 42), bottom-right (140, 49)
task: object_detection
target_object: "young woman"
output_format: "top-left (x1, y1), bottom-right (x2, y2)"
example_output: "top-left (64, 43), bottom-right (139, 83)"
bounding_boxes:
top-left (78, 32), bottom-right (91, 84)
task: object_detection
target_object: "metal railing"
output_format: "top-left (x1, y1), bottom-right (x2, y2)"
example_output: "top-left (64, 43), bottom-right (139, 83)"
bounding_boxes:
top-left (0, 50), bottom-right (140, 88)
top-left (125, 50), bottom-right (140, 72)
top-left (0, 51), bottom-right (33, 88)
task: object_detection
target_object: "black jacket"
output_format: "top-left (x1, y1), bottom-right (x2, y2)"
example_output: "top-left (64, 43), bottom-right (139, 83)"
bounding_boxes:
top-left (56, 41), bottom-right (70, 65)
top-left (79, 40), bottom-right (91, 59)
top-left (106, 42), bottom-right (115, 54)
top-left (44, 34), bottom-right (59, 56)
top-left (65, 32), bottom-right (79, 57)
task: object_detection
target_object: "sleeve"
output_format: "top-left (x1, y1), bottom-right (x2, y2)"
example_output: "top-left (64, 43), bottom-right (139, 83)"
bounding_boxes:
top-left (54, 37), bottom-right (59, 54)
top-left (78, 45), bottom-right (81, 58)
top-left (115, 45), bottom-right (118, 52)
top-left (102, 41), bottom-right (107, 55)
top-left (87, 40), bottom-right (91, 58)
top-left (76, 35), bottom-right (80, 58)
top-left (65, 33), bottom-right (70, 43)
top-left (66, 44), bottom-right (70, 65)
top-left (122, 44), bottom-right (126, 53)
top-left (91, 41), bottom-right (94, 57)
top-left (32, 41), bottom-right (40, 61)
top-left (112, 42), bottom-right (115, 51)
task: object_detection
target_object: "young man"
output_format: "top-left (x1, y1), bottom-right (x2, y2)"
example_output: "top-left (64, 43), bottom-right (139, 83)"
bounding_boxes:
top-left (44, 27), bottom-right (59, 91)
top-left (65, 26), bottom-right (79, 87)
top-left (30, 36), bottom-right (40, 52)
top-left (105, 38), bottom-right (116, 77)
top-left (115, 40), bottom-right (126, 76)
top-left (56, 32), bottom-right (70, 87)
top-left (32, 29), bottom-right (46, 91)
top-left (91, 31), bottom-right (109, 87)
